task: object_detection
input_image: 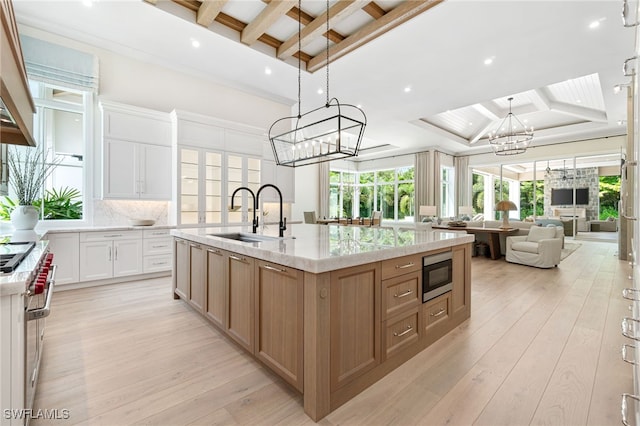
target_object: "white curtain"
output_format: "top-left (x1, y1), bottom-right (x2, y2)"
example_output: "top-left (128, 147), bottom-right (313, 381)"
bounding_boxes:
top-left (433, 152), bottom-right (442, 216)
top-left (455, 155), bottom-right (470, 212)
top-left (415, 152), bottom-right (430, 221)
top-left (318, 162), bottom-right (330, 219)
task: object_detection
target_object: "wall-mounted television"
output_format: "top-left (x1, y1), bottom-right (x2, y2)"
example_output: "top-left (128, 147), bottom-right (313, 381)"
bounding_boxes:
top-left (551, 188), bottom-right (589, 205)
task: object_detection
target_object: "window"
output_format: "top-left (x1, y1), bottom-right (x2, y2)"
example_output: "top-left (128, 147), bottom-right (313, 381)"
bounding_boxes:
top-left (471, 172), bottom-right (485, 217)
top-left (16, 81), bottom-right (91, 221)
top-left (329, 165), bottom-right (415, 221)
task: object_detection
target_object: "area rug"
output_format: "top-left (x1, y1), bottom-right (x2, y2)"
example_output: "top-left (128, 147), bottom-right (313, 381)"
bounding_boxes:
top-left (561, 242), bottom-right (581, 260)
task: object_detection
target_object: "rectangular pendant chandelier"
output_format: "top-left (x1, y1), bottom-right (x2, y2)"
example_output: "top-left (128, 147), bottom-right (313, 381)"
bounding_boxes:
top-left (269, 99), bottom-right (366, 167)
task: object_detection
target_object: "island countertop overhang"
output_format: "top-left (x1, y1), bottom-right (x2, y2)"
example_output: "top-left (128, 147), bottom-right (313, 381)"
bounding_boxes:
top-left (171, 224), bottom-right (474, 274)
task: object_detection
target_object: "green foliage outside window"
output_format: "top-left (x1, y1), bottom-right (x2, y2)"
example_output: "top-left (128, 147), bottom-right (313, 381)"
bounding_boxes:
top-left (472, 173), bottom-right (485, 215)
top-left (0, 186), bottom-right (83, 221)
top-left (519, 180), bottom-right (544, 219)
top-left (599, 176), bottom-right (620, 219)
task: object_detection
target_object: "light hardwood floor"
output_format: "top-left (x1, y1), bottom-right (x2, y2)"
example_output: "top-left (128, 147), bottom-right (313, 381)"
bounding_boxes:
top-left (33, 239), bottom-right (633, 425)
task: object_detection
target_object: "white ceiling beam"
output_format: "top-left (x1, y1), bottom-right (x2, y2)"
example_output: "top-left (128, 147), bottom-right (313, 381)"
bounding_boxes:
top-left (307, 0), bottom-right (443, 73)
top-left (411, 119), bottom-right (471, 146)
top-left (472, 103), bottom-right (500, 120)
top-left (197, 0), bottom-right (228, 27)
top-left (548, 101), bottom-right (608, 123)
top-left (529, 88), bottom-right (552, 111)
top-left (241, 0), bottom-right (297, 46)
top-left (469, 121), bottom-right (496, 145)
top-left (277, 0), bottom-right (367, 60)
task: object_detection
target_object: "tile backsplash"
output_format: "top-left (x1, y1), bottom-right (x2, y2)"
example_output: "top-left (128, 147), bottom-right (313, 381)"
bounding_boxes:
top-left (93, 200), bottom-right (169, 226)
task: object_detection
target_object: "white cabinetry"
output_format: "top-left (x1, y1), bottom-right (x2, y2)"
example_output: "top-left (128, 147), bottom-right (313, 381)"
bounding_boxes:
top-left (44, 232), bottom-right (79, 285)
top-left (103, 140), bottom-right (171, 200)
top-left (100, 101), bottom-right (171, 200)
top-left (142, 228), bottom-right (172, 273)
top-left (79, 230), bottom-right (143, 281)
top-left (260, 160), bottom-right (295, 203)
top-left (171, 110), bottom-right (265, 227)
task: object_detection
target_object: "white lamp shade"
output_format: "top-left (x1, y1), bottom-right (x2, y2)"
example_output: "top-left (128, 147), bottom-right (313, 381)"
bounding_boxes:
top-left (419, 205), bottom-right (437, 216)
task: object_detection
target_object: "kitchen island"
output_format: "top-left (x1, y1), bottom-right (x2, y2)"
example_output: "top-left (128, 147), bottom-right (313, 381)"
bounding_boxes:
top-left (171, 224), bottom-right (474, 421)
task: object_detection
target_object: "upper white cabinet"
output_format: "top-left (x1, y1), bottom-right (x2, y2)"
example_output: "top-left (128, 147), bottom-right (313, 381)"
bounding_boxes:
top-left (99, 101), bottom-right (171, 200)
top-left (261, 142), bottom-right (295, 203)
top-left (170, 110), bottom-right (266, 227)
top-left (260, 160), bottom-right (295, 204)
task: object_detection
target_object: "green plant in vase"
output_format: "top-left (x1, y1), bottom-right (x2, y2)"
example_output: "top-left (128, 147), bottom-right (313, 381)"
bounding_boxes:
top-left (7, 147), bottom-right (61, 230)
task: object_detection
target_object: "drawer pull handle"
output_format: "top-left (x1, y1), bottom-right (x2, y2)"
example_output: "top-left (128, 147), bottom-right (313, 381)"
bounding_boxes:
top-left (104, 234), bottom-right (123, 238)
top-left (393, 325), bottom-right (413, 337)
top-left (622, 344), bottom-right (638, 365)
top-left (430, 308), bottom-right (446, 317)
top-left (190, 243), bottom-right (201, 249)
top-left (622, 317), bottom-right (640, 340)
top-left (229, 255), bottom-right (246, 262)
top-left (207, 249), bottom-right (222, 255)
top-left (622, 393), bottom-right (640, 426)
top-left (623, 288), bottom-right (640, 301)
top-left (394, 289), bottom-right (413, 298)
top-left (395, 262), bottom-right (414, 269)
top-left (264, 264), bottom-right (286, 273)
top-left (151, 244), bottom-right (168, 248)
top-left (151, 262), bottom-right (168, 266)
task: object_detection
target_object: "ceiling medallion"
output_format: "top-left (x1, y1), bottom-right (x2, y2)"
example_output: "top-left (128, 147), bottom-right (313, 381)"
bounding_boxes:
top-left (487, 97), bottom-right (533, 156)
top-left (268, 0), bottom-right (366, 168)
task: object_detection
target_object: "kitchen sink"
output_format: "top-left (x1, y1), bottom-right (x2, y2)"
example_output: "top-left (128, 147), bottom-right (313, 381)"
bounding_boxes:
top-left (209, 232), bottom-right (284, 243)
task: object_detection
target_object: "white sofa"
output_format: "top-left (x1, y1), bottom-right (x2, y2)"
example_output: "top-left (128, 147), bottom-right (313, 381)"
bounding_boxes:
top-left (505, 226), bottom-right (563, 268)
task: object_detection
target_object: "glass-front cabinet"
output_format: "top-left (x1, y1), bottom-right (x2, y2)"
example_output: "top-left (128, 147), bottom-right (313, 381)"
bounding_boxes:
top-left (179, 147), bottom-right (223, 226)
top-left (177, 148), bottom-right (258, 227)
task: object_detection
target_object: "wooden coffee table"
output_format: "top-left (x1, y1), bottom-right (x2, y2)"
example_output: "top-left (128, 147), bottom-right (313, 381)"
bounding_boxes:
top-left (433, 225), bottom-right (518, 259)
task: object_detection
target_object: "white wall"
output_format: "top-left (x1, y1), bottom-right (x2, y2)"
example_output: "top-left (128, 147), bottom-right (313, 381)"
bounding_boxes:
top-left (291, 164), bottom-right (319, 223)
top-left (19, 25), bottom-right (293, 226)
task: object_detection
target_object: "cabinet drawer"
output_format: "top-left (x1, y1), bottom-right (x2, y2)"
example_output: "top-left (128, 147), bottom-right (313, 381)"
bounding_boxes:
top-left (80, 230), bottom-right (142, 242)
top-left (143, 228), bottom-right (171, 238)
top-left (381, 253), bottom-right (422, 280)
top-left (382, 270), bottom-right (420, 320)
top-left (256, 259), bottom-right (301, 280)
top-left (143, 237), bottom-right (172, 255)
top-left (143, 254), bottom-right (172, 273)
top-left (423, 292), bottom-right (451, 332)
top-left (384, 308), bottom-right (419, 360)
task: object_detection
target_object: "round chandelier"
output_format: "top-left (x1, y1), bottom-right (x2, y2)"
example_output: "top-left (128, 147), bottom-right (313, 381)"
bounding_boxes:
top-left (487, 97), bottom-right (533, 156)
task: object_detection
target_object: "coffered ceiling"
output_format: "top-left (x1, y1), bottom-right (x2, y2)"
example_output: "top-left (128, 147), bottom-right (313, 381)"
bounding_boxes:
top-left (146, 0), bottom-right (443, 73)
top-left (11, 0), bottom-right (637, 160)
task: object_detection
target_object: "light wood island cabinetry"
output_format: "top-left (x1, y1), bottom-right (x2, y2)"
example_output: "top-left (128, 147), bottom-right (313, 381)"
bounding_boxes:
top-left (226, 253), bottom-right (255, 352)
top-left (172, 226), bottom-right (473, 422)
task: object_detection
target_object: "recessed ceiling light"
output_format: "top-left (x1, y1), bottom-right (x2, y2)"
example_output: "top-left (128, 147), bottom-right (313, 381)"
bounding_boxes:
top-left (190, 38), bottom-right (200, 48)
top-left (484, 57), bottom-right (493, 65)
top-left (317, 88), bottom-right (323, 95)
top-left (82, 0), bottom-right (94, 7)
top-left (576, 99), bottom-right (582, 103)
top-left (264, 67), bottom-right (272, 75)
top-left (589, 20), bottom-right (600, 29)
top-left (468, 122), bottom-right (473, 126)
top-left (404, 86), bottom-right (411, 93)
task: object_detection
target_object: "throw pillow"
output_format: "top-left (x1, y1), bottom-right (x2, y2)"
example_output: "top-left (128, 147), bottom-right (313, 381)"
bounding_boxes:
top-left (526, 225), bottom-right (557, 242)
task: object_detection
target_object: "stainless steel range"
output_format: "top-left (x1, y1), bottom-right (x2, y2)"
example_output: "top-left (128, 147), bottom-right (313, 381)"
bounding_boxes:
top-left (0, 241), bottom-right (55, 426)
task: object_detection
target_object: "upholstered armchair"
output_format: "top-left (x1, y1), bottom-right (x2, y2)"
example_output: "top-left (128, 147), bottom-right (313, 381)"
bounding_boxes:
top-left (505, 225), bottom-right (563, 268)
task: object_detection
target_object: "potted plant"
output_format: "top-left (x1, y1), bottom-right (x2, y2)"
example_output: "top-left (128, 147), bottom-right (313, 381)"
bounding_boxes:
top-left (7, 146), bottom-right (60, 230)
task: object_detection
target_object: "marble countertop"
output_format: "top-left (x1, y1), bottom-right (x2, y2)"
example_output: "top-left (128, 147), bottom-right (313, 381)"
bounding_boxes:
top-left (40, 225), bottom-right (174, 235)
top-left (172, 224), bottom-right (474, 273)
top-left (0, 241), bottom-right (49, 297)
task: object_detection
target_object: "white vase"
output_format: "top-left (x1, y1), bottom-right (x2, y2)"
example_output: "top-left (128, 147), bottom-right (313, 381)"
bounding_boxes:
top-left (11, 205), bottom-right (39, 230)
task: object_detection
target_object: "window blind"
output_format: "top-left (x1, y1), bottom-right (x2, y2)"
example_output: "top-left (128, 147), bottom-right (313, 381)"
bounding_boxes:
top-left (20, 35), bottom-right (98, 91)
